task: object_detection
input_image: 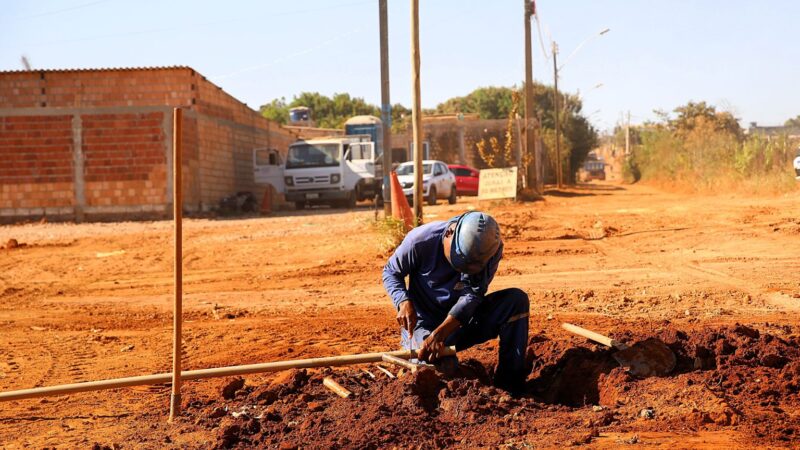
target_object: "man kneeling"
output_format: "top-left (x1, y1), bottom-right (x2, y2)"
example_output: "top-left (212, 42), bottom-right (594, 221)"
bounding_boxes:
top-left (382, 211), bottom-right (530, 394)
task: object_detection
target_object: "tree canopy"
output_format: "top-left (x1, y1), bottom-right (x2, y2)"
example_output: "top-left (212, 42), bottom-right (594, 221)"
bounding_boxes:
top-left (259, 84), bottom-right (599, 181)
top-left (785, 115), bottom-right (800, 128)
top-left (260, 92), bottom-right (410, 131)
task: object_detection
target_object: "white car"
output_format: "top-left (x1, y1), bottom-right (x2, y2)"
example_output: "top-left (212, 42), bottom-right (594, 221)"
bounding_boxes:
top-left (395, 160), bottom-right (457, 205)
top-left (794, 148), bottom-right (800, 180)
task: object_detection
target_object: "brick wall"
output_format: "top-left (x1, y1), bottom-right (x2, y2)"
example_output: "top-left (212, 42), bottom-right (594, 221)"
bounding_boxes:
top-left (0, 67), bottom-right (296, 222)
top-left (0, 115), bottom-right (75, 214)
top-left (82, 111), bottom-right (167, 209)
top-left (0, 68), bottom-right (194, 108)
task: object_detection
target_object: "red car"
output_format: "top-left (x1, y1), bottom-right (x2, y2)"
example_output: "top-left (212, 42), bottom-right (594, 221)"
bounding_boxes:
top-left (448, 164), bottom-right (480, 196)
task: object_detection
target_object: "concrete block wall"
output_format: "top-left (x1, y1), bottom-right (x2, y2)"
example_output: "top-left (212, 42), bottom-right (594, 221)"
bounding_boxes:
top-left (0, 115), bottom-right (75, 216)
top-left (81, 111), bottom-right (168, 210)
top-left (0, 67), bottom-right (297, 222)
top-left (0, 67), bottom-right (195, 108)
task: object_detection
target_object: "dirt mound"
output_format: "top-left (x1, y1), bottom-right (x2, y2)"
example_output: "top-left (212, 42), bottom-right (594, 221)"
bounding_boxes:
top-left (184, 325), bottom-right (800, 448)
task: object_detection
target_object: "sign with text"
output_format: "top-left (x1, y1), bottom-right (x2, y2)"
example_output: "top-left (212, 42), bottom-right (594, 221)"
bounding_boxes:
top-left (478, 167), bottom-right (517, 200)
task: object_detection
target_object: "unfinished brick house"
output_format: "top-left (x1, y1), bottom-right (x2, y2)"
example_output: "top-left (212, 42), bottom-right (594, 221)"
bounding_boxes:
top-left (0, 66), bottom-right (297, 222)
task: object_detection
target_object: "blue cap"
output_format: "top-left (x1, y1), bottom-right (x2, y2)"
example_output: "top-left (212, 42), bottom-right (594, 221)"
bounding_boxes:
top-left (449, 211), bottom-right (501, 273)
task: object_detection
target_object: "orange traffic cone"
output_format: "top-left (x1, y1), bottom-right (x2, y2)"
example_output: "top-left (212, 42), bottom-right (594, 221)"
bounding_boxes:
top-left (390, 171), bottom-right (414, 231)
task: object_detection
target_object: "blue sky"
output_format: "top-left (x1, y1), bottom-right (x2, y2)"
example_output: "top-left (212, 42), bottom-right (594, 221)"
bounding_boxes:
top-left (1, 0), bottom-right (798, 132)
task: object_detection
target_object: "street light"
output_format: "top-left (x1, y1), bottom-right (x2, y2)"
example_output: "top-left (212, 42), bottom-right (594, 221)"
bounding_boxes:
top-left (552, 28), bottom-right (610, 188)
top-left (559, 28), bottom-right (610, 71)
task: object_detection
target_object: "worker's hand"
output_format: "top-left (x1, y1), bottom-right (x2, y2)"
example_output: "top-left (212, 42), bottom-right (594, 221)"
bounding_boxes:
top-left (417, 332), bottom-right (446, 363)
top-left (396, 300), bottom-right (417, 335)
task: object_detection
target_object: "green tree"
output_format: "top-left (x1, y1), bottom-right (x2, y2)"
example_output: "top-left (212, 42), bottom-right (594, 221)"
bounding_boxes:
top-left (259, 92), bottom-right (379, 129)
top-left (434, 84), bottom-right (598, 182)
top-left (435, 86), bottom-right (515, 120)
top-left (259, 98), bottom-right (289, 125)
top-left (784, 115), bottom-right (800, 128)
top-left (669, 101), bottom-right (742, 138)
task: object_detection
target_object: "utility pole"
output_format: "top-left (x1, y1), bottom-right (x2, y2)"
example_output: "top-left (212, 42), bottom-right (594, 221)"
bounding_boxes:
top-left (410, 0), bottom-right (423, 225)
top-left (523, 0), bottom-right (537, 193)
top-left (379, 0), bottom-right (392, 217)
top-left (552, 41), bottom-right (562, 188)
top-left (625, 110), bottom-right (631, 155)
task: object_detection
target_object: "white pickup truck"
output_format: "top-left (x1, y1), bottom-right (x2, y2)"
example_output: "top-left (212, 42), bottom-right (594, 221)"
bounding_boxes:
top-left (253, 135), bottom-right (382, 209)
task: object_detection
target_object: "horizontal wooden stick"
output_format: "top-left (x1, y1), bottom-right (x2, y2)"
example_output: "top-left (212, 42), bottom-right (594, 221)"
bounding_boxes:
top-left (381, 354), bottom-right (420, 372)
top-left (0, 346), bottom-right (456, 402)
top-left (562, 323), bottom-right (628, 350)
top-left (374, 365), bottom-right (395, 379)
top-left (322, 377), bottom-right (352, 398)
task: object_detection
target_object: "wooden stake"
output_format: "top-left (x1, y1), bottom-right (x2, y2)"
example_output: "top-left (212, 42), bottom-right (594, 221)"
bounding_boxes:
top-left (322, 377), bottom-right (352, 399)
top-left (0, 347), bottom-right (455, 402)
top-left (410, 0), bottom-right (423, 226)
top-left (169, 107), bottom-right (183, 422)
top-left (381, 354), bottom-right (420, 373)
top-left (375, 365), bottom-right (396, 379)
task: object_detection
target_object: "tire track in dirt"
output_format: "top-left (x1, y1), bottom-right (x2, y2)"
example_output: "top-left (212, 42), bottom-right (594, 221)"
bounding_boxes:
top-left (38, 335), bottom-right (98, 385)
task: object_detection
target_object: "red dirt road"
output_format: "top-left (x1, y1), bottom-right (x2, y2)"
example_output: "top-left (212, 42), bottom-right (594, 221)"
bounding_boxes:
top-left (1, 183), bottom-right (799, 448)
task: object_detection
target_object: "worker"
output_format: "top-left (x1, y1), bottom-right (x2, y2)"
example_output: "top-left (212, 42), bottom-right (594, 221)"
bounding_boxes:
top-left (382, 211), bottom-right (530, 394)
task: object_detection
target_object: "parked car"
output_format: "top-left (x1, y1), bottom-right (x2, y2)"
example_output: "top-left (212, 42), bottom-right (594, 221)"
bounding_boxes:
top-left (794, 147), bottom-right (800, 180)
top-left (395, 160), bottom-right (457, 205)
top-left (448, 164), bottom-right (480, 196)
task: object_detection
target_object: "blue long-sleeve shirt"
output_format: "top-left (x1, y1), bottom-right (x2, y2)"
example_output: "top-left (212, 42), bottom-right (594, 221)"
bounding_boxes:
top-left (382, 218), bottom-right (503, 326)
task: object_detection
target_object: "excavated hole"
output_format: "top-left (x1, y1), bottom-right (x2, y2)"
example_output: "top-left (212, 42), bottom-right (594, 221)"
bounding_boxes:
top-left (529, 347), bottom-right (618, 406)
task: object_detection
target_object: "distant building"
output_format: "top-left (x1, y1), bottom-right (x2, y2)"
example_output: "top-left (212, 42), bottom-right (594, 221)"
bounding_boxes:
top-left (0, 66), bottom-right (297, 222)
top-left (746, 122), bottom-right (800, 139)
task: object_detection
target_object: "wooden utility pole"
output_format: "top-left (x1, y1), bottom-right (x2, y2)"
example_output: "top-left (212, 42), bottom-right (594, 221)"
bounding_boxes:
top-left (410, 0), bottom-right (423, 225)
top-left (552, 41), bottom-right (562, 188)
top-left (625, 110), bottom-right (631, 155)
top-left (523, 0), bottom-right (537, 192)
top-left (169, 108), bottom-right (183, 422)
top-left (379, 0), bottom-right (392, 216)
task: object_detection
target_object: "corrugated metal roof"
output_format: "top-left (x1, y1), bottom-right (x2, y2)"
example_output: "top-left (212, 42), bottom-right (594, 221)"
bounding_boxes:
top-left (0, 65), bottom-right (194, 74)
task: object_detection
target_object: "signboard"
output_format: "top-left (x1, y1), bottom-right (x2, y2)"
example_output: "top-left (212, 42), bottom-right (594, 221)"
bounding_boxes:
top-left (478, 167), bottom-right (517, 200)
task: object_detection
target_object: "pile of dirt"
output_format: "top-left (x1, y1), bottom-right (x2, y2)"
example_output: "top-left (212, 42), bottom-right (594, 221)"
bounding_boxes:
top-left (188, 325), bottom-right (800, 448)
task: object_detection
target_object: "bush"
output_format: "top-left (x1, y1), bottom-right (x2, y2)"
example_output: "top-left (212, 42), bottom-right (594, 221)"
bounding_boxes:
top-left (371, 216), bottom-right (408, 254)
top-left (626, 102), bottom-right (799, 193)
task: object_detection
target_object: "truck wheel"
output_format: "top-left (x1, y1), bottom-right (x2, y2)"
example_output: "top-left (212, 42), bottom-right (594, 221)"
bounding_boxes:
top-left (448, 185), bottom-right (457, 204)
top-left (294, 201), bottom-right (305, 210)
top-left (427, 186), bottom-right (437, 206)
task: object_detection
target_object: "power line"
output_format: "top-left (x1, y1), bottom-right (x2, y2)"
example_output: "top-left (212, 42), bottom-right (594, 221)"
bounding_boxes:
top-left (2, 0), bottom-right (375, 48)
top-left (4, 0), bottom-right (116, 22)
top-left (533, 13), bottom-right (551, 61)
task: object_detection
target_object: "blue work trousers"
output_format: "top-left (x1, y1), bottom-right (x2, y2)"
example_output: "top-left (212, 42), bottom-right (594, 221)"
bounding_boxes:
top-left (401, 287), bottom-right (530, 392)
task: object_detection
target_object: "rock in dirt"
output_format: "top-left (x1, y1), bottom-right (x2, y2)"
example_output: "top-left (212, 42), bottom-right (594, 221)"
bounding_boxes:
top-left (307, 401), bottom-right (325, 412)
top-left (222, 377), bottom-right (245, 400)
top-left (639, 407), bottom-right (655, 419)
top-left (215, 421), bottom-right (241, 449)
top-left (270, 369), bottom-right (309, 391)
top-left (734, 324), bottom-right (760, 339)
top-left (208, 406), bottom-right (227, 419)
top-left (5, 239), bottom-right (19, 249)
top-left (597, 367), bottom-right (632, 406)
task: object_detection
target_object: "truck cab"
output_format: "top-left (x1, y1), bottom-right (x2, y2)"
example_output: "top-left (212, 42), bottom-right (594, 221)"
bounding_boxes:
top-left (281, 135), bottom-right (382, 209)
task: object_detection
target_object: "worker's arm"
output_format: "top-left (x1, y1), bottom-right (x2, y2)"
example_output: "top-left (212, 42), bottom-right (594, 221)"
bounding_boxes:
top-left (447, 243), bottom-right (503, 324)
top-left (382, 232), bottom-right (422, 333)
top-left (417, 314), bottom-right (461, 362)
top-left (382, 235), bottom-right (419, 310)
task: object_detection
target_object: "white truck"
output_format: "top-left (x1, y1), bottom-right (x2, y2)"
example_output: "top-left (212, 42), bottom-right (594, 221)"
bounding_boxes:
top-left (253, 134), bottom-right (382, 209)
